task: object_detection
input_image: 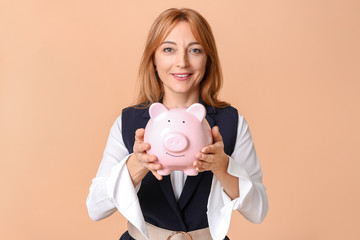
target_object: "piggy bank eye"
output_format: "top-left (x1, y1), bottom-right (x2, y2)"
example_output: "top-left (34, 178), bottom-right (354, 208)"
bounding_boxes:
top-left (168, 120), bottom-right (170, 122)
top-left (182, 121), bottom-right (185, 123)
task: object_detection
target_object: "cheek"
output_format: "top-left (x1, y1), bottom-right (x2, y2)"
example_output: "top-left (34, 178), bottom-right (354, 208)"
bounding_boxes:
top-left (192, 60), bottom-right (207, 79)
top-left (193, 57), bottom-right (207, 72)
top-left (155, 55), bottom-right (174, 71)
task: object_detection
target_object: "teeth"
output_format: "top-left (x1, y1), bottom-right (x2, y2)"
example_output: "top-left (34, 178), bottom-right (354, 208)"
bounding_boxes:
top-left (174, 74), bottom-right (189, 77)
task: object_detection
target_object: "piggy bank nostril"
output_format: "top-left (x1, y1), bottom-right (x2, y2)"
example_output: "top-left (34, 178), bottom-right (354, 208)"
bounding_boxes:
top-left (164, 133), bottom-right (188, 152)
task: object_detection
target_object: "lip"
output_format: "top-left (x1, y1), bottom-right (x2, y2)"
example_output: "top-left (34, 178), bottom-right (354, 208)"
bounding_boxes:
top-left (171, 73), bottom-right (192, 81)
top-left (166, 152), bottom-right (185, 157)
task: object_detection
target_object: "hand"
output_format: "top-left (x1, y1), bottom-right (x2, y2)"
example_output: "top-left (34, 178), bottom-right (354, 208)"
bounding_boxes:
top-left (194, 126), bottom-right (229, 175)
top-left (127, 128), bottom-right (163, 182)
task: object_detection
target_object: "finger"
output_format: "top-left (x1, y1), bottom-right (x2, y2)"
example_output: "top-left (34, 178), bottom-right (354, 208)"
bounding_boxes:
top-left (196, 152), bottom-right (205, 161)
top-left (196, 152), bottom-right (213, 163)
top-left (135, 128), bottom-right (145, 141)
top-left (193, 161), bottom-right (209, 172)
top-left (133, 141), bottom-right (151, 153)
top-left (147, 162), bottom-right (162, 171)
top-left (194, 160), bottom-right (210, 169)
top-left (212, 126), bottom-right (223, 143)
top-left (195, 167), bottom-right (205, 173)
top-left (203, 140), bottom-right (225, 154)
top-left (136, 153), bottom-right (157, 163)
top-left (201, 144), bottom-right (216, 154)
top-left (193, 161), bottom-right (199, 172)
top-left (151, 170), bottom-right (163, 181)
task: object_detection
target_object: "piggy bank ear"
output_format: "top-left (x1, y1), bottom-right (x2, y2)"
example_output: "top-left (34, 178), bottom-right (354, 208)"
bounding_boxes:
top-left (149, 103), bottom-right (168, 119)
top-left (186, 103), bottom-right (206, 122)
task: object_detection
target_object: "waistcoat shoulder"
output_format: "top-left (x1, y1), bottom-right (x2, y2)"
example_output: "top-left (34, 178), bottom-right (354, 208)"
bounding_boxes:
top-left (121, 106), bottom-right (150, 154)
top-left (204, 104), bottom-right (238, 156)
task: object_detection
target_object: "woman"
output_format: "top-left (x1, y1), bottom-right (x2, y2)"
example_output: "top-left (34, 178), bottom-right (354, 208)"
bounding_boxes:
top-left (86, 8), bottom-right (268, 240)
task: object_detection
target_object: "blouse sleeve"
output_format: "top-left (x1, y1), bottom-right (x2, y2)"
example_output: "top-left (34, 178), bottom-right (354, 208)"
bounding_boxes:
top-left (207, 115), bottom-right (268, 240)
top-left (86, 116), bottom-right (149, 238)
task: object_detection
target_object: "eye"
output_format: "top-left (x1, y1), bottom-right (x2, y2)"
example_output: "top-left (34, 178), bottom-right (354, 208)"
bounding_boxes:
top-left (168, 120), bottom-right (170, 122)
top-left (190, 48), bottom-right (202, 54)
top-left (163, 47), bottom-right (174, 53)
top-left (182, 121), bottom-right (185, 123)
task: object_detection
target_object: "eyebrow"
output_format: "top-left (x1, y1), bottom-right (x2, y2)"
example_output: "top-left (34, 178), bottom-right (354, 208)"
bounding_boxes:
top-left (161, 41), bottom-right (201, 47)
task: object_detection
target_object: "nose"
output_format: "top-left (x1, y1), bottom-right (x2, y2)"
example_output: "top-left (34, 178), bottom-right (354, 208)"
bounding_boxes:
top-left (163, 132), bottom-right (189, 152)
top-left (175, 50), bottom-right (188, 68)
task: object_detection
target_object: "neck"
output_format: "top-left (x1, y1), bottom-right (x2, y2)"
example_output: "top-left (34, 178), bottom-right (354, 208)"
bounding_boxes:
top-left (162, 90), bottom-right (199, 109)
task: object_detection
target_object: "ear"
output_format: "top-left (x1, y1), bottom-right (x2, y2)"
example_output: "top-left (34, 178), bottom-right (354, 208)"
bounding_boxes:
top-left (186, 103), bottom-right (206, 122)
top-left (149, 103), bottom-right (168, 119)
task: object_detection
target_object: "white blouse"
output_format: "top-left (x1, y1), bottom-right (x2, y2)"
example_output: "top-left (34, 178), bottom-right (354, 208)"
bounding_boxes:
top-left (86, 114), bottom-right (268, 240)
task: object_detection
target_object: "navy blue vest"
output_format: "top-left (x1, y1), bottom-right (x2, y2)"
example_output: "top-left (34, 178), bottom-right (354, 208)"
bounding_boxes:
top-left (120, 100), bottom-right (238, 239)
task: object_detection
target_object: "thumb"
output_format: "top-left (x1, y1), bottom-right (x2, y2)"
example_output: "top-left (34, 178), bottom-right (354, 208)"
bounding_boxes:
top-left (212, 126), bottom-right (223, 143)
top-left (135, 128), bottom-right (145, 141)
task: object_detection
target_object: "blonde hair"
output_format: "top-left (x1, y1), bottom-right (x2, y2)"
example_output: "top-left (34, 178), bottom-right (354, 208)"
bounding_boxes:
top-left (134, 8), bottom-right (229, 108)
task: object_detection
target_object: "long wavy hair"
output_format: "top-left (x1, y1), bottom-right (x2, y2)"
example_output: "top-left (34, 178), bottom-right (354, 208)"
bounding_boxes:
top-left (133, 8), bottom-right (229, 108)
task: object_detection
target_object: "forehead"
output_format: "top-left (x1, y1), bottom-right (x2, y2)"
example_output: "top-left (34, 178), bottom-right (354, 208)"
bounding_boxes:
top-left (163, 21), bottom-right (199, 43)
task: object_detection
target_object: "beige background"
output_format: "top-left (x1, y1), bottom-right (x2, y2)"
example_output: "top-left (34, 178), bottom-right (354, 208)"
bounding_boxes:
top-left (1, 0), bottom-right (359, 239)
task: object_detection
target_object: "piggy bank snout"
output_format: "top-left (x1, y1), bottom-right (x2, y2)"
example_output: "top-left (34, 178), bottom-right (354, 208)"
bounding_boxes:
top-left (163, 133), bottom-right (188, 152)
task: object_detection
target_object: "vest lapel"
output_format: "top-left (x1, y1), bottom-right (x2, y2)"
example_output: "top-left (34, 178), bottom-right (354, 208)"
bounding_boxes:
top-left (159, 176), bottom-right (188, 231)
top-left (178, 173), bottom-right (204, 210)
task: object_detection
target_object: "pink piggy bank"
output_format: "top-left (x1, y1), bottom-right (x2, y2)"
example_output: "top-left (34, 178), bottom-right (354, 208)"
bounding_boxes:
top-left (144, 103), bottom-right (213, 176)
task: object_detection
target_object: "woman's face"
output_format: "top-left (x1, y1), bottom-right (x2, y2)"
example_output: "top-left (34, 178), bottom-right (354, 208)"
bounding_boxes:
top-left (154, 21), bottom-right (207, 98)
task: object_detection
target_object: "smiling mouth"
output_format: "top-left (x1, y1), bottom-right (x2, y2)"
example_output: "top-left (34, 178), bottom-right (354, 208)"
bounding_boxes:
top-left (172, 73), bottom-right (191, 77)
top-left (166, 152), bottom-right (185, 157)
top-left (171, 73), bottom-right (192, 80)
